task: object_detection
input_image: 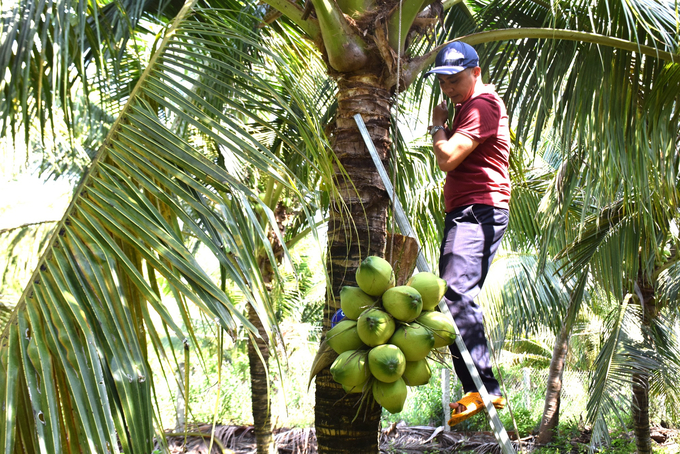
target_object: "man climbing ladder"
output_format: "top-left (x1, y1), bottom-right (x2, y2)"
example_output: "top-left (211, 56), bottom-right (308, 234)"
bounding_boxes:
top-left (425, 41), bottom-right (511, 426)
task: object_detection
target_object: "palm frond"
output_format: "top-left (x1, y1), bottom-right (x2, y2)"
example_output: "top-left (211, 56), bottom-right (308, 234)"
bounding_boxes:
top-left (390, 132), bottom-right (445, 269)
top-left (504, 158), bottom-right (551, 254)
top-left (656, 260), bottom-right (680, 313)
top-left (503, 336), bottom-right (554, 368)
top-left (534, 143), bottom-right (585, 263)
top-left (0, 0), bottom-right (142, 144)
top-left (0, 5), bottom-right (332, 450)
top-left (586, 296), bottom-right (660, 448)
top-left (557, 201), bottom-right (641, 301)
top-left (1, 223), bottom-right (57, 308)
top-left (647, 314), bottom-right (680, 424)
top-left (480, 252), bottom-right (570, 341)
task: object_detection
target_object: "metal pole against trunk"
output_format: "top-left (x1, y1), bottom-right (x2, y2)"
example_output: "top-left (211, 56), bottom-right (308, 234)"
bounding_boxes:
top-left (354, 114), bottom-right (516, 454)
top-left (441, 368), bottom-right (451, 431)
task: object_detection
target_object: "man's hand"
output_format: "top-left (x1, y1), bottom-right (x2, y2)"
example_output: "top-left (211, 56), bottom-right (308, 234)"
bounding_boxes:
top-left (431, 101), bottom-right (449, 127)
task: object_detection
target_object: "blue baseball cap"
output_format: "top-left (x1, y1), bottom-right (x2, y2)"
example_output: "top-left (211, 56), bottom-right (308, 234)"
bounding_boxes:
top-left (424, 41), bottom-right (479, 77)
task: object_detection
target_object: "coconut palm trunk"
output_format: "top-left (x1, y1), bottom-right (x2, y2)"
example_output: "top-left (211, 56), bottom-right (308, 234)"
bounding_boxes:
top-left (632, 372), bottom-right (651, 454)
top-left (248, 201), bottom-right (290, 454)
top-left (315, 77), bottom-right (392, 452)
top-left (536, 322), bottom-right (568, 445)
top-left (536, 272), bottom-right (587, 445)
top-left (247, 303), bottom-right (275, 454)
top-left (632, 276), bottom-right (656, 454)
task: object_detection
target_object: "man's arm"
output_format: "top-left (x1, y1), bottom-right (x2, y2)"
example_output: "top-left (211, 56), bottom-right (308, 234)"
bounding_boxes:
top-left (432, 130), bottom-right (479, 173)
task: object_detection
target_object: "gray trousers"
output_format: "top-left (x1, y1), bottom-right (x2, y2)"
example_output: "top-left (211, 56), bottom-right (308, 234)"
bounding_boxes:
top-left (439, 204), bottom-right (508, 396)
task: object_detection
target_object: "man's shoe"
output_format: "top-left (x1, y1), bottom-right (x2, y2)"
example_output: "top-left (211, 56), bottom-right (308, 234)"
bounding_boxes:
top-left (447, 392), bottom-right (506, 427)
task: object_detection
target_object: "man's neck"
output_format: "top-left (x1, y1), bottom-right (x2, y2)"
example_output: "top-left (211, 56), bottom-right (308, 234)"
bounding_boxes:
top-left (473, 79), bottom-right (488, 93)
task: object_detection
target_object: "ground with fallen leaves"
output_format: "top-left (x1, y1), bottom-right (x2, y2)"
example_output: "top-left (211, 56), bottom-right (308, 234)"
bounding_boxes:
top-left (158, 423), bottom-right (679, 453)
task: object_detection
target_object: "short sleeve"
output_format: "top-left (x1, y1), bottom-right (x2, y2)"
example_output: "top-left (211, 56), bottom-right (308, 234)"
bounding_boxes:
top-left (453, 96), bottom-right (501, 143)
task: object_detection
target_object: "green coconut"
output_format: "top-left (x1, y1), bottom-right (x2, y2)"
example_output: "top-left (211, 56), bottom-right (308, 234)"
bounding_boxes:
top-left (388, 324), bottom-right (435, 361)
top-left (416, 311), bottom-right (457, 348)
top-left (368, 344), bottom-right (406, 383)
top-left (330, 350), bottom-right (370, 387)
top-left (340, 286), bottom-right (377, 320)
top-left (382, 286), bottom-right (423, 322)
top-left (355, 256), bottom-right (395, 296)
top-left (402, 359), bottom-right (432, 386)
top-left (356, 308), bottom-right (395, 347)
top-left (372, 378), bottom-right (407, 414)
top-left (326, 320), bottom-right (366, 354)
top-left (407, 272), bottom-right (448, 311)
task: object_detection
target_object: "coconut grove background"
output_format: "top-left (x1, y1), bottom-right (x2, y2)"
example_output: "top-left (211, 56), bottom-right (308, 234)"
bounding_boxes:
top-left (1, 0), bottom-right (680, 453)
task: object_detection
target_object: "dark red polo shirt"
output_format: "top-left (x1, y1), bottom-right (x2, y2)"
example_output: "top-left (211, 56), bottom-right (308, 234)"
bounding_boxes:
top-left (444, 86), bottom-right (511, 212)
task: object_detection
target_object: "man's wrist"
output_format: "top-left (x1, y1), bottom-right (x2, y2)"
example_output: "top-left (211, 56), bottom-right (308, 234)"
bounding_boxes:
top-left (430, 125), bottom-right (446, 137)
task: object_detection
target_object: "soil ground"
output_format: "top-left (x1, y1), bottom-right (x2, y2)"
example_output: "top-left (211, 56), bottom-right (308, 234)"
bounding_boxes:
top-left (160, 423), bottom-right (680, 453)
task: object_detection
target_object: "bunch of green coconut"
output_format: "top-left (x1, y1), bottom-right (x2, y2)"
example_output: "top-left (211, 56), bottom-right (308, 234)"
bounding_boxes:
top-left (326, 256), bottom-right (457, 414)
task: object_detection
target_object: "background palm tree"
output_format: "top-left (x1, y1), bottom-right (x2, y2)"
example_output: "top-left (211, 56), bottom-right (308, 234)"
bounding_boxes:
top-left (233, 76), bottom-right (334, 451)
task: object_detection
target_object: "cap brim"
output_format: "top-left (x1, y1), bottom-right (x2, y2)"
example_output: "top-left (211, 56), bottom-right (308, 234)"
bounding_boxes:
top-left (424, 66), bottom-right (466, 77)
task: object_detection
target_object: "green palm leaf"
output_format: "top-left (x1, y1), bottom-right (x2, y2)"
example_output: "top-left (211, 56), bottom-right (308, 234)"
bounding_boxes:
top-left (481, 252), bottom-right (570, 338)
top-left (586, 295), bottom-right (636, 447)
top-left (588, 295), bottom-right (680, 447)
top-left (647, 314), bottom-right (680, 423)
top-left (557, 201), bottom-right (643, 300)
top-left (0, 0), bottom-right (201, 145)
top-left (0, 4), bottom-right (331, 451)
top-left (656, 260), bottom-right (680, 313)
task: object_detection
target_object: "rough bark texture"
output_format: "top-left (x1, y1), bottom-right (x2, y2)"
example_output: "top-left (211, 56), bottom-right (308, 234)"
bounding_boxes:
top-left (633, 276), bottom-right (656, 454)
top-left (632, 372), bottom-right (651, 454)
top-left (247, 303), bottom-right (275, 454)
top-left (536, 322), bottom-right (568, 445)
top-left (248, 203), bottom-right (288, 454)
top-left (315, 74), bottom-right (392, 454)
